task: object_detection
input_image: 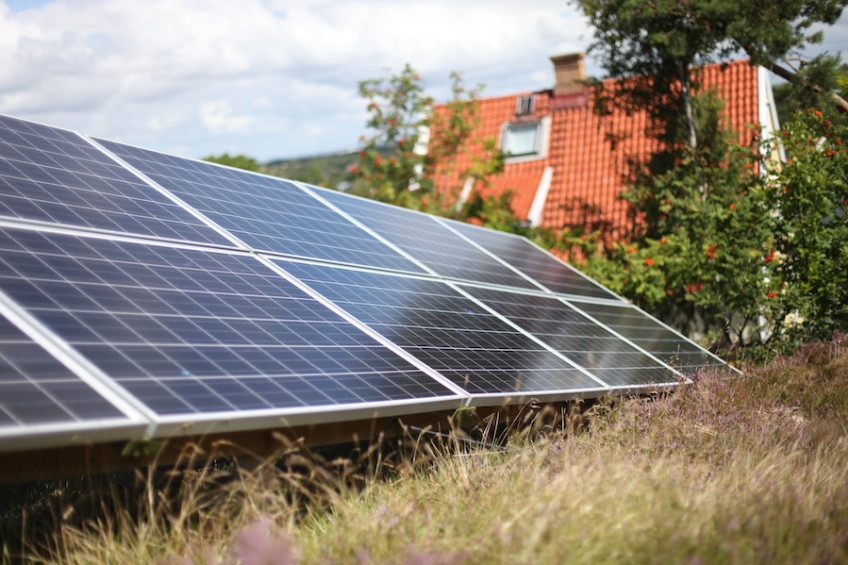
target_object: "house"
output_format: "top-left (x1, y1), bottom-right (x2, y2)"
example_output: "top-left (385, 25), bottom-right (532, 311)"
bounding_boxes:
top-left (432, 54), bottom-right (782, 242)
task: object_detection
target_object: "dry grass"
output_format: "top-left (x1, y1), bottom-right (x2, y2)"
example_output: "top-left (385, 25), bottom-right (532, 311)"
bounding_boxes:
top-left (6, 336), bottom-right (848, 564)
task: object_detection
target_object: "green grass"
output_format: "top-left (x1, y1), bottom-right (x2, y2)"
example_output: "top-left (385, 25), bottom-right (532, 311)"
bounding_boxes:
top-left (8, 336), bottom-right (848, 564)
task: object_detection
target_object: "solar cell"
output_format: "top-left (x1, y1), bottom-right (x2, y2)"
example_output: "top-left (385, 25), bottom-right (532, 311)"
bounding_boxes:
top-left (0, 227), bottom-right (458, 422)
top-left (567, 301), bottom-right (727, 373)
top-left (443, 218), bottom-right (621, 300)
top-left (0, 115), bottom-right (229, 245)
top-left (276, 260), bottom-right (607, 397)
top-left (96, 139), bottom-right (426, 273)
top-left (311, 187), bottom-right (541, 289)
top-left (461, 286), bottom-right (678, 387)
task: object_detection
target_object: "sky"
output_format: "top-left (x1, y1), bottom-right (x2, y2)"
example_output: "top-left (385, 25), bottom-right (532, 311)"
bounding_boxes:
top-left (1, 0), bottom-right (846, 162)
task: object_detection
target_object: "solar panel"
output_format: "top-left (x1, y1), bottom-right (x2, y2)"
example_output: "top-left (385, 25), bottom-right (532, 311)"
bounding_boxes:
top-left (276, 260), bottom-right (607, 398)
top-left (460, 286), bottom-right (678, 387)
top-left (0, 115), bottom-right (229, 245)
top-left (96, 139), bottom-right (426, 273)
top-left (0, 114), bottom-right (734, 457)
top-left (567, 301), bottom-right (727, 372)
top-left (311, 186), bottom-right (541, 289)
top-left (0, 309), bottom-right (145, 451)
top-left (443, 217), bottom-right (621, 300)
top-left (0, 226), bottom-right (460, 426)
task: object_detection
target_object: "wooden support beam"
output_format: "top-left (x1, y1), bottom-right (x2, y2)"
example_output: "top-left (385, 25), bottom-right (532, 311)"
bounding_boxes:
top-left (0, 411), bottom-right (457, 484)
top-left (0, 400), bottom-right (593, 484)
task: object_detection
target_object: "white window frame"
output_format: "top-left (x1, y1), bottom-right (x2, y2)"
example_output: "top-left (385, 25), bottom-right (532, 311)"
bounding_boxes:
top-left (501, 116), bottom-right (551, 164)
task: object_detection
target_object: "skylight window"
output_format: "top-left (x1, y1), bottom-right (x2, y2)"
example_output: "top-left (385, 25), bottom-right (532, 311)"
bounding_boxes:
top-left (515, 95), bottom-right (535, 116)
top-left (501, 117), bottom-right (550, 163)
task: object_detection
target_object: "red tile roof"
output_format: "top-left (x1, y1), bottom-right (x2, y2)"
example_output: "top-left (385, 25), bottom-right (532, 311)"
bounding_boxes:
top-left (432, 59), bottom-right (763, 241)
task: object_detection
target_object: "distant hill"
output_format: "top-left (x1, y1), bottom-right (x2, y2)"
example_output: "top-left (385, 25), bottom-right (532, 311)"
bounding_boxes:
top-left (264, 150), bottom-right (358, 189)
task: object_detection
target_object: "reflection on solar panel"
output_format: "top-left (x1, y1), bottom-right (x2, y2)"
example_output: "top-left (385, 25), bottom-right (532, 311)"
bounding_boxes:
top-left (0, 115), bottom-right (229, 245)
top-left (0, 227), bottom-right (457, 421)
top-left (0, 114), bottom-right (732, 455)
top-left (97, 140), bottom-right (426, 273)
top-left (313, 186), bottom-right (540, 289)
top-left (569, 302), bottom-right (726, 372)
top-left (461, 286), bottom-right (677, 387)
top-left (443, 218), bottom-right (620, 300)
top-left (277, 260), bottom-right (606, 397)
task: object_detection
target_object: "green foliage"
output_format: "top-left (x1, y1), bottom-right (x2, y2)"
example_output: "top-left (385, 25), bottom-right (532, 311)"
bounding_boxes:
top-left (202, 152), bottom-right (262, 172)
top-left (206, 150), bottom-right (364, 190)
top-left (773, 57), bottom-right (848, 127)
top-left (570, 93), bottom-right (771, 345)
top-left (781, 54), bottom-right (848, 122)
top-left (572, 0), bottom-right (848, 349)
top-left (762, 109), bottom-right (848, 341)
top-left (575, 0), bottom-right (848, 138)
top-left (772, 82), bottom-right (799, 126)
top-left (351, 64), bottom-right (503, 210)
top-left (453, 191), bottom-right (533, 235)
top-left (265, 150), bottom-right (359, 188)
top-left (577, 0), bottom-right (720, 148)
top-left (571, 97), bottom-right (848, 348)
top-left (350, 63), bottom-right (430, 203)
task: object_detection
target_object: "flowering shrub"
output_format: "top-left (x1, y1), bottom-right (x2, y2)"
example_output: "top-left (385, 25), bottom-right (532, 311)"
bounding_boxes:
top-left (351, 64), bottom-right (502, 214)
top-left (571, 102), bottom-right (847, 350)
top-left (762, 109), bottom-right (848, 342)
top-left (570, 94), bottom-right (772, 346)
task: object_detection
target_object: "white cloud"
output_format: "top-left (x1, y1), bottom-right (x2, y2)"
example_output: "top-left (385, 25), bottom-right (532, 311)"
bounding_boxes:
top-left (199, 100), bottom-right (254, 134)
top-left (0, 0), bottom-right (844, 161)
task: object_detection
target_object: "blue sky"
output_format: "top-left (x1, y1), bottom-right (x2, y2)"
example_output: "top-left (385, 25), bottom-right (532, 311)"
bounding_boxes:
top-left (1, 0), bottom-right (845, 162)
top-left (6, 0), bottom-right (52, 10)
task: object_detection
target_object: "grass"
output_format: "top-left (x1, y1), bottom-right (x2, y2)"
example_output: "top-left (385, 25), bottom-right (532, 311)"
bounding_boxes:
top-left (5, 336), bottom-right (848, 564)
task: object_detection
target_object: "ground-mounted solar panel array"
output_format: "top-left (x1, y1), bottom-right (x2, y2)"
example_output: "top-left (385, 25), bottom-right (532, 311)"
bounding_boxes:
top-left (0, 114), bottom-right (732, 452)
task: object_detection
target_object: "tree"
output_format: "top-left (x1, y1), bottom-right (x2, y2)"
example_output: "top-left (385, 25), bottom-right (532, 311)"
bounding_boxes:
top-left (568, 0), bottom-right (848, 348)
top-left (351, 64), bottom-right (503, 211)
top-left (576, 0), bottom-right (847, 152)
top-left (773, 60), bottom-right (848, 126)
top-left (203, 153), bottom-right (262, 172)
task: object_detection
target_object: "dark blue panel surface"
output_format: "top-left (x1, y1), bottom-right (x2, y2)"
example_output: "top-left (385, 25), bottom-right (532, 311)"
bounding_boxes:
top-left (462, 286), bottom-right (675, 387)
top-left (0, 315), bottom-right (126, 428)
top-left (0, 228), bottom-right (454, 416)
top-left (96, 140), bottom-right (425, 273)
top-left (0, 115), bottom-right (229, 245)
top-left (277, 260), bottom-right (604, 395)
top-left (446, 219), bottom-right (620, 300)
top-left (569, 302), bottom-right (726, 373)
top-left (314, 188), bottom-right (540, 289)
